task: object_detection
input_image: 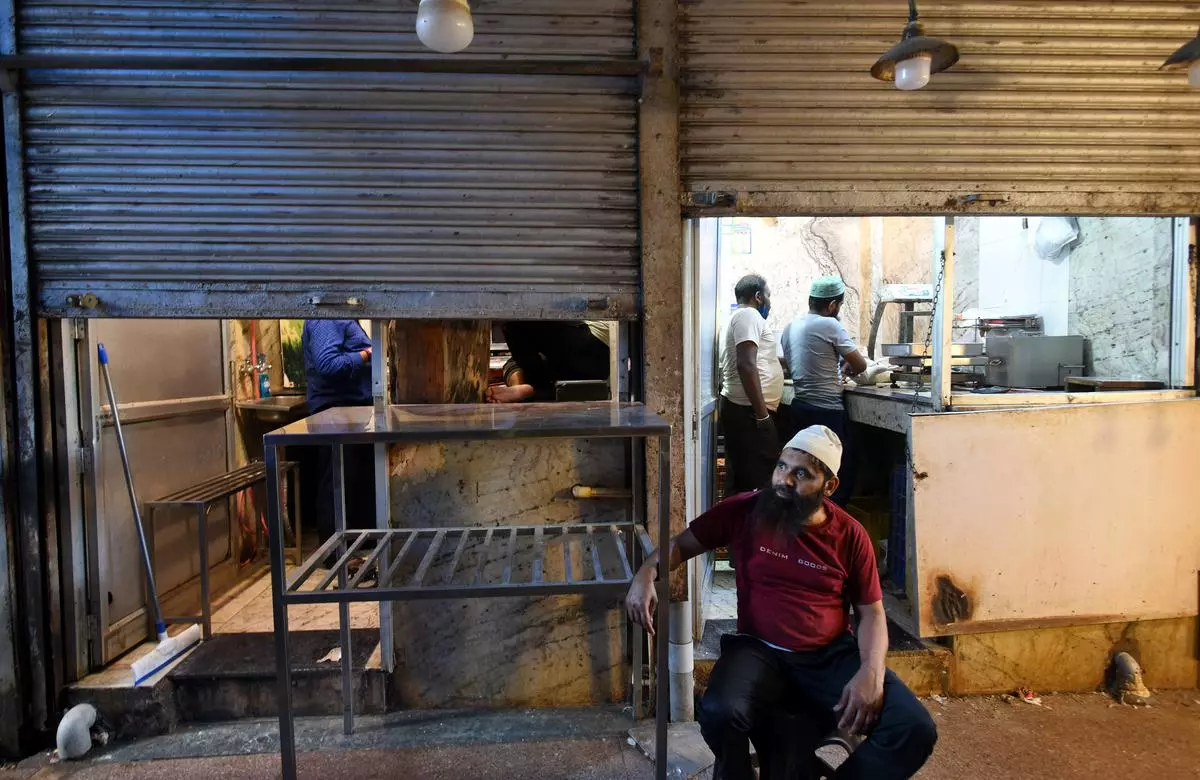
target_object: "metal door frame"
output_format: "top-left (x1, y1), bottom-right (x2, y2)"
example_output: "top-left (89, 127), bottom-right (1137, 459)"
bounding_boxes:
top-left (683, 218), bottom-right (721, 641)
top-left (74, 319), bottom-right (235, 667)
top-left (1170, 217), bottom-right (1197, 389)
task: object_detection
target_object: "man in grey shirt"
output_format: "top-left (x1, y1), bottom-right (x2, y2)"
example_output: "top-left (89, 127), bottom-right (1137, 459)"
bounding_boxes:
top-left (781, 276), bottom-right (868, 505)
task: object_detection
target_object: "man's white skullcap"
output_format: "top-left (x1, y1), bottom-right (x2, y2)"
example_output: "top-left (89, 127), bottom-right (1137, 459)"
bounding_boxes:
top-left (784, 425), bottom-right (843, 476)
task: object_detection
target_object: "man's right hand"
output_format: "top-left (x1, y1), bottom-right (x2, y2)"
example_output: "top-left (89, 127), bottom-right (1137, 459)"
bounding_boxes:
top-left (624, 570), bottom-right (658, 636)
top-left (359, 348), bottom-right (372, 364)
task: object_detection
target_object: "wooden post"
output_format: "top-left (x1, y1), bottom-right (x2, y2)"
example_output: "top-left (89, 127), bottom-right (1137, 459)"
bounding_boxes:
top-left (389, 321), bottom-right (490, 404)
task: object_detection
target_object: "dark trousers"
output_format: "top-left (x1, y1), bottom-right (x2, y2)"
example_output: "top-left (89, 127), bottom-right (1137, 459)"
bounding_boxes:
top-left (699, 634), bottom-right (937, 780)
top-left (312, 402), bottom-right (377, 551)
top-left (790, 403), bottom-right (855, 506)
top-left (774, 399), bottom-right (798, 443)
top-left (720, 397), bottom-right (781, 495)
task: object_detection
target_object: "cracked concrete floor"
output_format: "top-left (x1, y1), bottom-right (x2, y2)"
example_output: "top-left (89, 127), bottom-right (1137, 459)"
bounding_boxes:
top-left (5, 691), bottom-right (1199, 779)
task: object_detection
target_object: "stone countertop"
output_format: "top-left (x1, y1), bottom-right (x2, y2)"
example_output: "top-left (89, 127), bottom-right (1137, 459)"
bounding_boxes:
top-left (844, 385), bottom-right (933, 405)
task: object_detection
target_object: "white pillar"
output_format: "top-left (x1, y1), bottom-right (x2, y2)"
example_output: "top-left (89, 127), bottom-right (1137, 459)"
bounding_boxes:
top-left (668, 600), bottom-right (695, 721)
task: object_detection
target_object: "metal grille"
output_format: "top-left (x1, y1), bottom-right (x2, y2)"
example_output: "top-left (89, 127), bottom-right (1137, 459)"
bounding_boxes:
top-left (680, 1), bottom-right (1200, 216)
top-left (18, 1), bottom-right (640, 318)
top-left (284, 523), bottom-right (653, 603)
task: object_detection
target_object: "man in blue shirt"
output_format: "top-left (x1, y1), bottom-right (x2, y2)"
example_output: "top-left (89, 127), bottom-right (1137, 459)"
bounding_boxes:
top-left (303, 320), bottom-right (373, 414)
top-left (302, 320), bottom-right (376, 549)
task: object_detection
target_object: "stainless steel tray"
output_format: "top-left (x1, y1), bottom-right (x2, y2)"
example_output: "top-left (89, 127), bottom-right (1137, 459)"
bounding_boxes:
top-left (881, 343), bottom-right (985, 358)
top-left (888, 355), bottom-right (989, 368)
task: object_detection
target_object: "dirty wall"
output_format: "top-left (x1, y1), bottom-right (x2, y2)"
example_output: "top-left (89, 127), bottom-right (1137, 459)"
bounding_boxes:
top-left (715, 216), bottom-right (938, 350)
top-left (386, 438), bottom-right (628, 707)
top-left (717, 216), bottom-right (1176, 382)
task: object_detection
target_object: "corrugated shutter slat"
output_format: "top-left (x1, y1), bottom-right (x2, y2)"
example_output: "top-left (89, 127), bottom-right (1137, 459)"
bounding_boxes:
top-left (680, 0), bottom-right (1200, 215)
top-left (20, 0), bottom-right (639, 318)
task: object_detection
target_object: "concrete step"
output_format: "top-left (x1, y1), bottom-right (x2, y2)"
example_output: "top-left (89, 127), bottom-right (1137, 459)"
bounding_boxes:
top-left (67, 630), bottom-right (388, 741)
top-left (694, 619), bottom-right (951, 698)
top-left (168, 630), bottom-right (388, 722)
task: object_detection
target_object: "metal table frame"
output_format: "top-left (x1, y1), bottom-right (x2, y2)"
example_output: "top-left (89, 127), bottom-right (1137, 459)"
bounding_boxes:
top-left (263, 403), bottom-right (671, 780)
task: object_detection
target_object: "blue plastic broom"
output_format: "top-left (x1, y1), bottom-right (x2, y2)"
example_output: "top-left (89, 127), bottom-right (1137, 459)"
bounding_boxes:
top-left (98, 343), bottom-right (202, 684)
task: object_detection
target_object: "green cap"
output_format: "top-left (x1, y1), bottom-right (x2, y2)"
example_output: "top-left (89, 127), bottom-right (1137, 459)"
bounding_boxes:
top-left (810, 276), bottom-right (846, 298)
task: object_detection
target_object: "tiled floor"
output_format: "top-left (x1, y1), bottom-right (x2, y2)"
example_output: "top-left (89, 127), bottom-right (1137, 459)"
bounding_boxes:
top-left (210, 566), bottom-right (380, 634)
top-left (71, 640), bottom-right (174, 689)
top-left (73, 566), bottom-right (382, 689)
top-left (704, 565), bottom-right (737, 623)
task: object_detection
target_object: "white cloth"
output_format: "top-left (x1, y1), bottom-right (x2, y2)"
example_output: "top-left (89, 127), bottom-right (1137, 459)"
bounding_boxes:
top-left (784, 425), bottom-right (844, 475)
top-left (720, 307), bottom-right (784, 411)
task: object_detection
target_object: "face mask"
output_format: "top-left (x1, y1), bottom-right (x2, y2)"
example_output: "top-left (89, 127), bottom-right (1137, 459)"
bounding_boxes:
top-left (758, 301), bottom-right (771, 320)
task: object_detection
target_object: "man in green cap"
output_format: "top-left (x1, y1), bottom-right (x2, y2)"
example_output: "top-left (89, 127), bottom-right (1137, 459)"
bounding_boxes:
top-left (780, 275), bottom-right (869, 505)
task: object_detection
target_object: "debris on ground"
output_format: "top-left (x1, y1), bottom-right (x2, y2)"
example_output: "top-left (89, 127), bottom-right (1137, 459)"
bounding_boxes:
top-left (318, 646), bottom-right (343, 664)
top-left (1108, 652), bottom-right (1153, 707)
top-left (1009, 687), bottom-right (1044, 707)
top-left (929, 695), bottom-right (949, 705)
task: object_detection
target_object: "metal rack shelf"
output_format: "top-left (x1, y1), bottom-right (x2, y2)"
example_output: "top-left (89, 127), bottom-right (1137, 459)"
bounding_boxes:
top-left (262, 402), bottom-right (671, 780)
top-left (284, 523), bottom-right (654, 604)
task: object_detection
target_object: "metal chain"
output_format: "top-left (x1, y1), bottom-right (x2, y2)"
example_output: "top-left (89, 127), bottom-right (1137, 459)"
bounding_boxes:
top-left (911, 245), bottom-right (949, 416)
top-left (903, 244), bottom-right (950, 494)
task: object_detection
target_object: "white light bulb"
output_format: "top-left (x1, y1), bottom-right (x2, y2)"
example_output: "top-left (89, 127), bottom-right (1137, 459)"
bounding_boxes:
top-left (1190, 60), bottom-right (1200, 88)
top-left (895, 54), bottom-right (933, 91)
top-left (416, 0), bottom-right (474, 54)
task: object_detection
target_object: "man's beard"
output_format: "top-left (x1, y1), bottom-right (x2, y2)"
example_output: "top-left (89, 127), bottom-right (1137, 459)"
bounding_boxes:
top-left (752, 484), bottom-right (826, 539)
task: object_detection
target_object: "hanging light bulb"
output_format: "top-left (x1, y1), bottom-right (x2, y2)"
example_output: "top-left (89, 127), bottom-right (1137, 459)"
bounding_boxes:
top-left (1160, 26), bottom-right (1200, 88)
top-left (895, 54), bottom-right (933, 91)
top-left (416, 0), bottom-right (474, 54)
top-left (871, 0), bottom-right (959, 91)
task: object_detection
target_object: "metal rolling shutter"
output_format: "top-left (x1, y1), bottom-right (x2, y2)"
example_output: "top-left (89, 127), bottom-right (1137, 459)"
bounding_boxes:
top-left (18, 1), bottom-right (639, 319)
top-left (680, 1), bottom-right (1200, 216)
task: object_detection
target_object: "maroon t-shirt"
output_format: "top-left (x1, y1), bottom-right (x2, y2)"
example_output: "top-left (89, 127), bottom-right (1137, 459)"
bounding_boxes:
top-left (691, 491), bottom-right (883, 651)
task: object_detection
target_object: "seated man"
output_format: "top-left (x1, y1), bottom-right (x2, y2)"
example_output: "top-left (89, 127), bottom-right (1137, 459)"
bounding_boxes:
top-left (487, 321), bottom-right (610, 403)
top-left (624, 426), bottom-right (936, 780)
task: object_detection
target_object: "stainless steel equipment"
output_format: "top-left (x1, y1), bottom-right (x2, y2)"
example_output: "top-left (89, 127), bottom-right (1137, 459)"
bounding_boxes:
top-left (973, 315), bottom-right (1043, 339)
top-left (985, 335), bottom-right (1086, 388)
top-left (881, 343), bottom-right (984, 358)
top-left (867, 284), bottom-right (933, 359)
top-left (881, 343), bottom-right (987, 386)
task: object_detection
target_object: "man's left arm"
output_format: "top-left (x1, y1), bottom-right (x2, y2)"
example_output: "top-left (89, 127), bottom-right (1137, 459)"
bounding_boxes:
top-left (834, 599), bottom-right (888, 734)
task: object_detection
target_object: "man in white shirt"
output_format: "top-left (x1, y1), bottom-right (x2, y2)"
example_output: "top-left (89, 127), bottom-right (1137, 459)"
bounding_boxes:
top-left (720, 274), bottom-right (786, 495)
top-left (780, 276), bottom-right (868, 505)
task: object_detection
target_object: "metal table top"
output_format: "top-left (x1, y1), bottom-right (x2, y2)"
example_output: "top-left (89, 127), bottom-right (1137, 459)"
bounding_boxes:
top-left (263, 401), bottom-right (671, 446)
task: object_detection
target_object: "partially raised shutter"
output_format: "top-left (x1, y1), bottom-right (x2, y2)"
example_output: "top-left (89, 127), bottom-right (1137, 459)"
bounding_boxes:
top-left (680, 1), bottom-right (1200, 216)
top-left (18, 1), bottom-right (639, 318)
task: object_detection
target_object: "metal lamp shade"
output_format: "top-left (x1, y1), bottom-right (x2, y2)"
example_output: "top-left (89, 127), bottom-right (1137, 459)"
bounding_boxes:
top-left (871, 21), bottom-right (960, 82)
top-left (1160, 28), bottom-right (1200, 71)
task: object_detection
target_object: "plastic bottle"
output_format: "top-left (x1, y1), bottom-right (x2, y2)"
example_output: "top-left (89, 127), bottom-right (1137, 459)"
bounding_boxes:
top-left (257, 353), bottom-right (271, 398)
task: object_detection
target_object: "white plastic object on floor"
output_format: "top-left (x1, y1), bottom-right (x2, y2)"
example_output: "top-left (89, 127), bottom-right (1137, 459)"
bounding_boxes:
top-left (56, 703), bottom-right (97, 760)
top-left (131, 624), bottom-right (202, 685)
